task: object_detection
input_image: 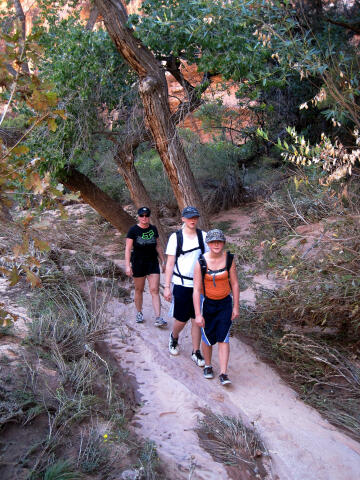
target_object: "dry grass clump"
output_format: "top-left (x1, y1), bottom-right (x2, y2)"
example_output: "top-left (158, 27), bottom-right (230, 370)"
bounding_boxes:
top-left (253, 174), bottom-right (357, 241)
top-left (197, 411), bottom-right (270, 479)
top-left (28, 283), bottom-right (107, 360)
top-left (234, 305), bottom-right (360, 441)
top-left (257, 217), bottom-right (360, 339)
top-left (279, 334), bottom-right (360, 439)
top-left (206, 170), bottom-right (248, 214)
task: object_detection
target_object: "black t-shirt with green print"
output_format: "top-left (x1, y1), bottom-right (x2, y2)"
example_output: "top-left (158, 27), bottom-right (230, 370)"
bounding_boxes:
top-left (126, 224), bottom-right (159, 260)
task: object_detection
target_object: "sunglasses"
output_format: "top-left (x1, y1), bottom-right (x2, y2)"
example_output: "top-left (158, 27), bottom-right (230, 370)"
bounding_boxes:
top-left (139, 214), bottom-right (150, 217)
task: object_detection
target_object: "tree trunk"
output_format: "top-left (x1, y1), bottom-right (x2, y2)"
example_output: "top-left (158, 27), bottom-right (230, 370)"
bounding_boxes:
top-left (86, 6), bottom-right (99, 31)
top-left (13, 0), bottom-right (30, 74)
top-left (0, 197), bottom-right (13, 223)
top-left (114, 148), bottom-right (167, 248)
top-left (62, 167), bottom-right (134, 233)
top-left (93, 0), bottom-right (209, 230)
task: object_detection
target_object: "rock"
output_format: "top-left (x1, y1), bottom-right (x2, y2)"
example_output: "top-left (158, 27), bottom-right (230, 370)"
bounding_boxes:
top-left (120, 469), bottom-right (140, 480)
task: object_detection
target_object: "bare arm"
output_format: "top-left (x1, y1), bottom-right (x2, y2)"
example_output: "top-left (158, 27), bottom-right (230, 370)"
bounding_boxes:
top-left (193, 262), bottom-right (205, 327)
top-left (125, 238), bottom-right (133, 277)
top-left (164, 254), bottom-right (175, 301)
top-left (229, 260), bottom-right (240, 320)
top-left (156, 238), bottom-right (166, 273)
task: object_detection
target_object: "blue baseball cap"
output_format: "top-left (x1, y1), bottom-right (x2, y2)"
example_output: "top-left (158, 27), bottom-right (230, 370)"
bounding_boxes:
top-left (181, 206), bottom-right (200, 218)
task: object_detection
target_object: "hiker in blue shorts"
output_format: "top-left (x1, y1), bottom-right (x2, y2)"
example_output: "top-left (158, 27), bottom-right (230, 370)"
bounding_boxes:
top-left (164, 206), bottom-right (208, 366)
top-left (193, 229), bottom-right (239, 386)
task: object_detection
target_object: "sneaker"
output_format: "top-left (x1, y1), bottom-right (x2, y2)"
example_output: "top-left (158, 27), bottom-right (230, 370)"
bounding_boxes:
top-left (136, 312), bottom-right (144, 323)
top-left (168, 333), bottom-right (179, 356)
top-left (219, 374), bottom-right (232, 386)
top-left (154, 317), bottom-right (167, 328)
top-left (191, 350), bottom-right (205, 367)
top-left (203, 366), bottom-right (214, 379)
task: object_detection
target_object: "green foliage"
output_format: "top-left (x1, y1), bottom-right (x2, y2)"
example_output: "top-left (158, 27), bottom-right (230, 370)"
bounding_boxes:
top-left (181, 130), bottom-right (241, 190)
top-left (131, 0), bottom-right (279, 87)
top-left (133, 0), bottom-right (360, 139)
top-left (135, 146), bottom-right (175, 204)
top-left (28, 18), bottom-right (136, 177)
top-left (78, 428), bottom-right (110, 474)
top-left (44, 460), bottom-right (82, 480)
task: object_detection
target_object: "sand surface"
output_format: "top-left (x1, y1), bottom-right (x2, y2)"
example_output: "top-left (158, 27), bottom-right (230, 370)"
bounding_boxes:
top-left (104, 278), bottom-right (360, 480)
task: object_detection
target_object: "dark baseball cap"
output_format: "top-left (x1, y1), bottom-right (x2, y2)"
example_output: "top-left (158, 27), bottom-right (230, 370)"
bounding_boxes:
top-left (181, 206), bottom-right (200, 218)
top-left (137, 206), bottom-right (151, 216)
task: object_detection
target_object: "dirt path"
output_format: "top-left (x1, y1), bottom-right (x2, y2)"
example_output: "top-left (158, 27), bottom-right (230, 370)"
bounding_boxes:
top-left (103, 275), bottom-right (360, 480)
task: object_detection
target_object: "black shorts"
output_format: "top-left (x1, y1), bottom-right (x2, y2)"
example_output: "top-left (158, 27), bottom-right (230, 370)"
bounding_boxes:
top-left (201, 295), bottom-right (232, 346)
top-left (172, 284), bottom-right (195, 322)
top-left (131, 255), bottom-right (160, 278)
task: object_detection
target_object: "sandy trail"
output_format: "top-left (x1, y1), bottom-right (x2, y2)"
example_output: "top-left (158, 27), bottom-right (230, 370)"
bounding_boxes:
top-left (103, 276), bottom-right (360, 480)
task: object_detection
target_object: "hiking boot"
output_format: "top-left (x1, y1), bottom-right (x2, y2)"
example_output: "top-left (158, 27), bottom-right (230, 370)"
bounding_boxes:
top-left (168, 333), bottom-right (179, 356)
top-left (136, 312), bottom-right (144, 323)
top-left (154, 317), bottom-right (167, 328)
top-left (203, 366), bottom-right (214, 379)
top-left (219, 374), bottom-right (232, 386)
top-left (191, 350), bottom-right (205, 367)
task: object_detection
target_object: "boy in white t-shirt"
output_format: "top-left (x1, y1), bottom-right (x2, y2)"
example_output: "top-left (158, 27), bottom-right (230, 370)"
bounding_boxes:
top-left (164, 206), bottom-right (208, 366)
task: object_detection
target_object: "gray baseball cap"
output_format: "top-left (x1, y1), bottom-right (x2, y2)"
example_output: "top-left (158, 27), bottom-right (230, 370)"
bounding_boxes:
top-left (181, 206), bottom-right (200, 218)
top-left (205, 229), bottom-right (226, 243)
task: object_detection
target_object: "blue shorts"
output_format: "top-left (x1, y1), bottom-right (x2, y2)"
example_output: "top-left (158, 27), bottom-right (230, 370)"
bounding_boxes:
top-left (201, 295), bottom-right (232, 346)
top-left (171, 285), bottom-right (195, 323)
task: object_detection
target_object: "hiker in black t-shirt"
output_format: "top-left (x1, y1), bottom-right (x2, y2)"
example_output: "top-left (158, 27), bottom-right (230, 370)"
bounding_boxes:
top-left (125, 207), bottom-right (167, 327)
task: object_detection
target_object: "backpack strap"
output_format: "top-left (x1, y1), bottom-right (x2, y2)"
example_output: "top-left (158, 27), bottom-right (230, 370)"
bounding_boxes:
top-left (226, 251), bottom-right (234, 288)
top-left (175, 229), bottom-right (183, 259)
top-left (198, 254), bottom-right (207, 297)
top-left (196, 228), bottom-right (205, 255)
top-left (173, 229), bottom-right (205, 284)
top-left (226, 251), bottom-right (234, 273)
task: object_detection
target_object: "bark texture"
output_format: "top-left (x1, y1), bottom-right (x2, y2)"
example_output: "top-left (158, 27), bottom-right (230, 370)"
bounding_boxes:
top-left (114, 146), bottom-right (167, 249)
top-left (62, 167), bottom-right (134, 233)
top-left (93, 0), bottom-right (209, 230)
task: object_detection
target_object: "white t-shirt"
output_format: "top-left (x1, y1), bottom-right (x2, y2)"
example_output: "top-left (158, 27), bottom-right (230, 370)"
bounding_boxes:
top-left (166, 230), bottom-right (208, 287)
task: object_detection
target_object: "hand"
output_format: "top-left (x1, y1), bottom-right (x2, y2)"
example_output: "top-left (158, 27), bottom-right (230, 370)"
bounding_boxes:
top-left (195, 314), bottom-right (205, 328)
top-left (125, 266), bottom-right (133, 277)
top-left (231, 308), bottom-right (239, 321)
top-left (164, 285), bottom-right (172, 302)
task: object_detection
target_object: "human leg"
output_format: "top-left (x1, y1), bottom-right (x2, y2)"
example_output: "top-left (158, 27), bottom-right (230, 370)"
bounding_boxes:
top-left (172, 319), bottom-right (186, 338)
top-left (202, 341), bottom-right (212, 366)
top-left (133, 276), bottom-right (146, 320)
top-left (190, 319), bottom-right (205, 366)
top-left (190, 318), bottom-right (202, 352)
top-left (147, 273), bottom-right (161, 317)
top-left (218, 342), bottom-right (230, 375)
top-left (171, 285), bottom-right (193, 339)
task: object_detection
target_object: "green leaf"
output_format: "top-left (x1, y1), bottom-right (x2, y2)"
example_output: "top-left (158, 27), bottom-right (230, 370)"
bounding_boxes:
top-left (47, 118), bottom-right (57, 132)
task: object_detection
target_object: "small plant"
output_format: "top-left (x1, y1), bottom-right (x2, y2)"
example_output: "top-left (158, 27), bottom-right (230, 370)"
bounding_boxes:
top-left (197, 411), bottom-right (269, 477)
top-left (138, 440), bottom-right (160, 480)
top-left (212, 220), bottom-right (238, 235)
top-left (77, 427), bottom-right (111, 474)
top-left (43, 459), bottom-right (82, 480)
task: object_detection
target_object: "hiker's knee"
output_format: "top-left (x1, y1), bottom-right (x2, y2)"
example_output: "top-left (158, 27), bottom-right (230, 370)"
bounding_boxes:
top-left (149, 285), bottom-right (159, 295)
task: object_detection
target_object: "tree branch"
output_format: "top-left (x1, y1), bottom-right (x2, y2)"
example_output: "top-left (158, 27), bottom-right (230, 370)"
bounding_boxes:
top-left (326, 17), bottom-right (360, 35)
